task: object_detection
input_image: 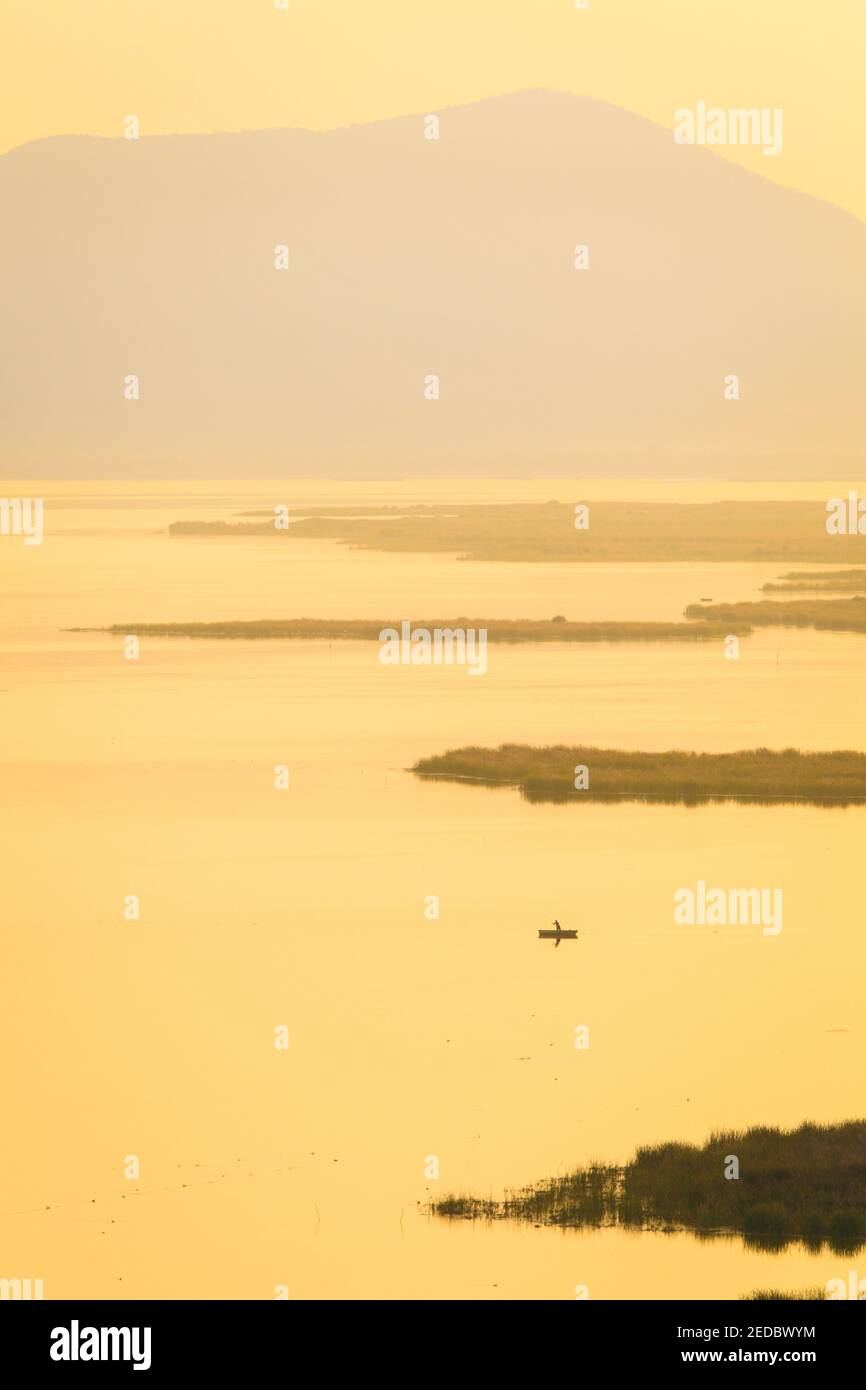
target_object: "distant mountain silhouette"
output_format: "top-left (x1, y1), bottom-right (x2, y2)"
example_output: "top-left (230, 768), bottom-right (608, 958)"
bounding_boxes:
top-left (2, 90), bottom-right (864, 478)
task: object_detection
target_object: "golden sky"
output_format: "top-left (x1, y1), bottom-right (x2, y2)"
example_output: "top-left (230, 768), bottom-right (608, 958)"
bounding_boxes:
top-left (4, 0), bottom-right (864, 223)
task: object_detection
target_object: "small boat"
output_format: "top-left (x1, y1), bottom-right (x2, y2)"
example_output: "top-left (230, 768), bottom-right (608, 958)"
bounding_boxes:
top-left (539, 920), bottom-right (578, 947)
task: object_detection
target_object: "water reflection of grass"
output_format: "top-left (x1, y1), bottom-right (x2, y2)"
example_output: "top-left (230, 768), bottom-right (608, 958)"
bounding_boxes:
top-left (432, 1122), bottom-right (866, 1255)
top-left (412, 745), bottom-right (866, 807)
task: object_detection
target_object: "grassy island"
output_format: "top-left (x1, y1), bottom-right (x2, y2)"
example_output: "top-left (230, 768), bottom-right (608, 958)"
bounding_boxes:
top-left (761, 569), bottom-right (866, 594)
top-left (80, 617), bottom-right (749, 644)
top-left (684, 596), bottom-right (866, 635)
top-left (168, 501), bottom-right (866, 564)
top-left (411, 744), bottom-right (866, 806)
top-left (432, 1121), bottom-right (866, 1254)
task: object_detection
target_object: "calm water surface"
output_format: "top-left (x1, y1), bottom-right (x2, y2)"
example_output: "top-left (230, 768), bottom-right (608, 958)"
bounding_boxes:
top-left (1, 481), bottom-right (862, 1298)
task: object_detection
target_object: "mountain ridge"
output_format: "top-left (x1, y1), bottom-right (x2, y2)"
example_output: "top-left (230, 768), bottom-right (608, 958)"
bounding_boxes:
top-left (2, 90), bottom-right (863, 479)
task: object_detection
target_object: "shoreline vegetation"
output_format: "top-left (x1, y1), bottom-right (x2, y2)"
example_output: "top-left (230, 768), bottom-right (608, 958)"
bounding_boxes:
top-left (741, 1289), bottom-right (826, 1301)
top-left (167, 501), bottom-right (866, 564)
top-left (411, 745), bottom-right (866, 806)
top-left (684, 596), bottom-right (866, 635)
top-left (75, 618), bottom-right (751, 643)
top-left (431, 1121), bottom-right (866, 1254)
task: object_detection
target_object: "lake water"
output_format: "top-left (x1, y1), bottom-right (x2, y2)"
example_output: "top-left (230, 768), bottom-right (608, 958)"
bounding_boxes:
top-left (1, 480), bottom-right (863, 1299)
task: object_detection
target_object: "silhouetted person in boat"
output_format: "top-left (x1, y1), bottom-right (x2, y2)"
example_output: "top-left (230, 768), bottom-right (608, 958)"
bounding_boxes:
top-left (552, 919), bottom-right (563, 947)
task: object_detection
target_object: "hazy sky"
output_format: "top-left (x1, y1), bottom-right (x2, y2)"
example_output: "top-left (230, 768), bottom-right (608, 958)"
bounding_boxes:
top-left (4, 0), bottom-right (864, 223)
